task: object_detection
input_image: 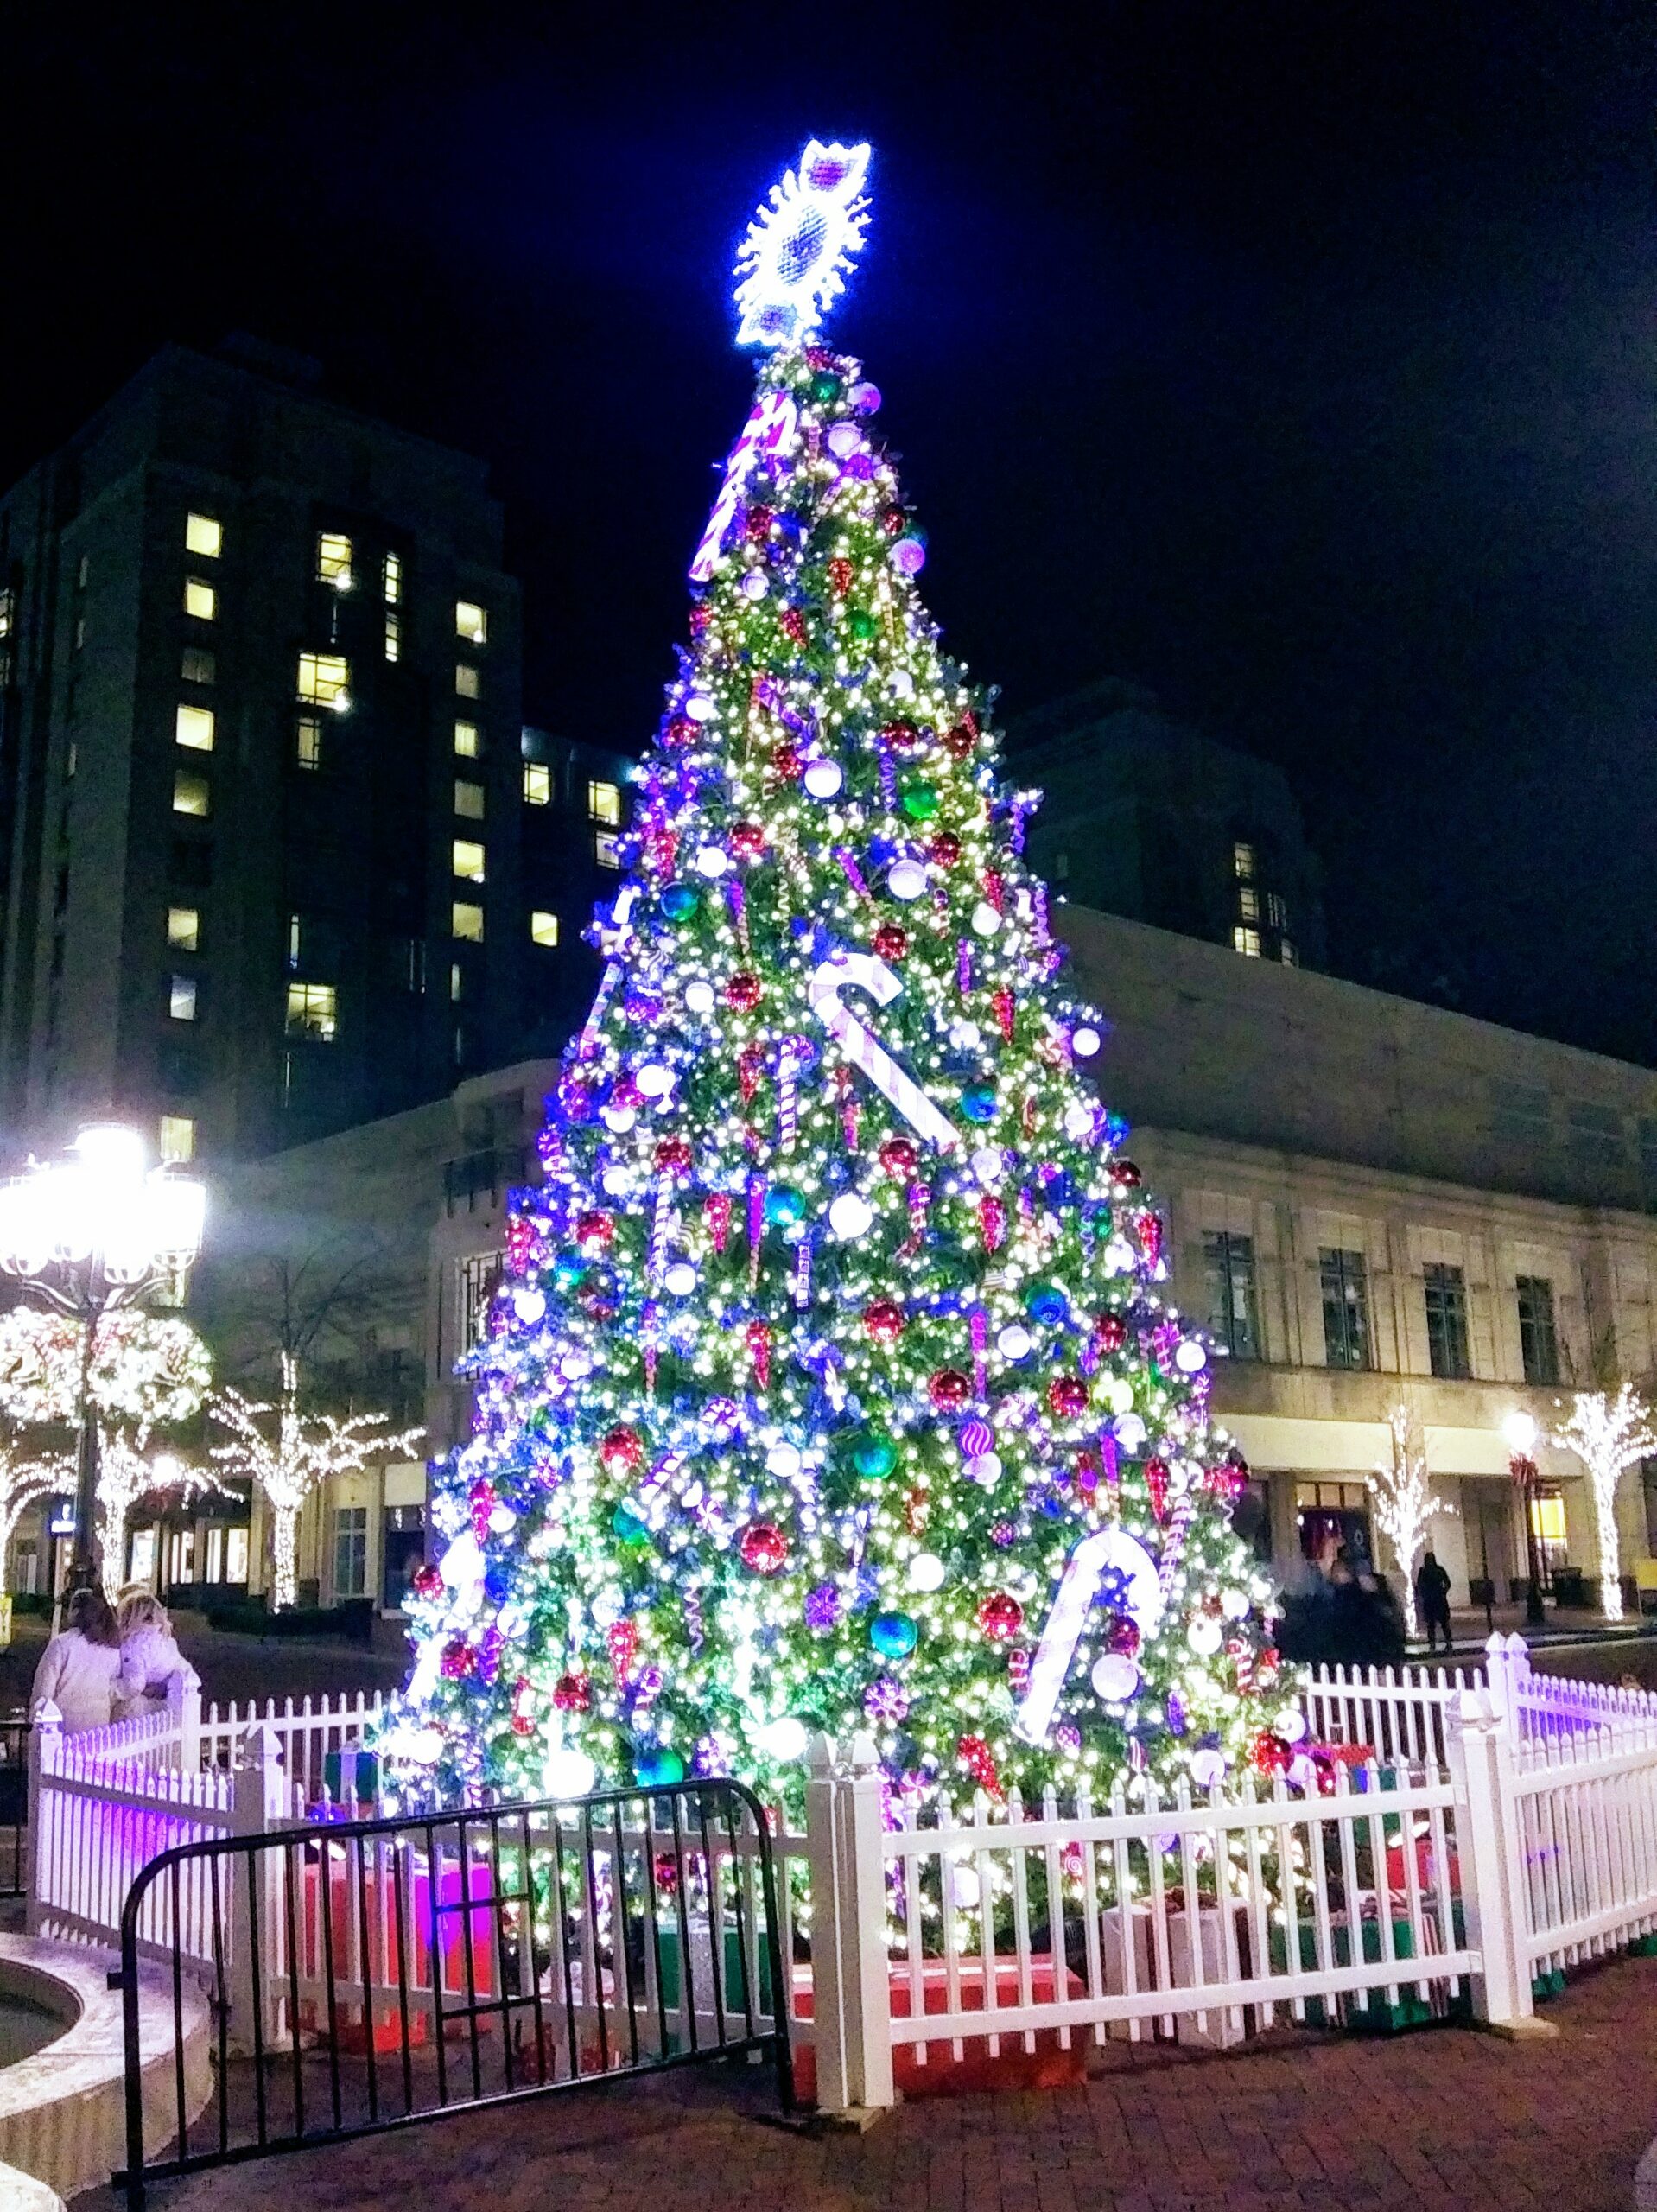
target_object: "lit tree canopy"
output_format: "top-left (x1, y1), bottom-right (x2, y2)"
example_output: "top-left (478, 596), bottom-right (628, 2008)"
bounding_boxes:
top-left (0, 1306), bottom-right (212, 1433)
top-left (93, 1434), bottom-right (226, 1604)
top-left (211, 1353), bottom-right (422, 1611)
top-left (1367, 1405), bottom-right (1451, 1639)
top-left (386, 173), bottom-right (1287, 1815)
top-left (1553, 1385), bottom-right (1657, 1622)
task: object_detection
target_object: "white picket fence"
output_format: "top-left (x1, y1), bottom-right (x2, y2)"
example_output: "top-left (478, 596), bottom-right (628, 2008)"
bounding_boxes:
top-left (22, 1636), bottom-right (1657, 2113)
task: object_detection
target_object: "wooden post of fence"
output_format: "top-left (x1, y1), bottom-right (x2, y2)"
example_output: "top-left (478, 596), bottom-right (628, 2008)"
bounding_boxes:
top-left (169, 1664), bottom-right (203, 1773)
top-left (24, 1702), bottom-right (60, 1936)
top-left (1444, 1686), bottom-right (1556, 2038)
top-left (804, 1732), bottom-right (894, 2117)
top-left (225, 1720), bottom-right (288, 2053)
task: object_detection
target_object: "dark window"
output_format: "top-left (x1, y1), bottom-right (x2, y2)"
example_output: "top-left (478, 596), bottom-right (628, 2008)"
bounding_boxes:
top-left (1203, 1230), bottom-right (1259, 1360)
top-left (181, 646), bottom-right (216, 685)
top-left (1424, 1262), bottom-right (1470, 1379)
top-left (1516, 1275), bottom-right (1560, 1387)
top-left (1319, 1247), bottom-right (1370, 1370)
top-left (170, 839), bottom-right (213, 889)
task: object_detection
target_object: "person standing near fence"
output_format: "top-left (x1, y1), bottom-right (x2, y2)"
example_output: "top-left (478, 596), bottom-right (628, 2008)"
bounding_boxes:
top-left (28, 1587), bottom-right (126, 1732)
top-left (112, 1587), bottom-right (188, 1719)
top-left (1415, 1551), bottom-right (1454, 1652)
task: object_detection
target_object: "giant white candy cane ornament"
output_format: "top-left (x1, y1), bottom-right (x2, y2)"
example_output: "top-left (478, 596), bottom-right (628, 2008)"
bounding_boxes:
top-left (807, 952), bottom-right (958, 1154)
top-left (689, 390), bottom-right (800, 582)
top-left (1014, 1527), bottom-right (1164, 1745)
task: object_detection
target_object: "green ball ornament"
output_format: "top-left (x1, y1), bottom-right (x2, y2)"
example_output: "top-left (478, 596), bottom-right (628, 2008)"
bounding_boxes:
top-left (870, 1611), bottom-right (919, 1661)
top-left (661, 885), bottom-right (699, 920)
top-left (852, 1432), bottom-right (898, 1480)
top-left (960, 1084), bottom-right (998, 1124)
top-left (764, 1185), bottom-right (807, 1227)
top-left (810, 371), bottom-right (841, 403)
top-left (900, 786), bottom-right (938, 822)
top-left (635, 1748), bottom-right (686, 1788)
top-left (611, 1503), bottom-right (651, 1546)
top-left (848, 609), bottom-right (876, 642)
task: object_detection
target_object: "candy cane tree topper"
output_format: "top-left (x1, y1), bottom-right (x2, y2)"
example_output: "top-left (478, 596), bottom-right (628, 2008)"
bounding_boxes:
top-left (1014, 1527), bottom-right (1164, 1745)
top-left (808, 950), bottom-right (958, 1153)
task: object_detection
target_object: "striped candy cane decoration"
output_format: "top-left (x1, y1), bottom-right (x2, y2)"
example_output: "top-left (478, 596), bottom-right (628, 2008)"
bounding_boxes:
top-left (807, 951), bottom-right (958, 1154)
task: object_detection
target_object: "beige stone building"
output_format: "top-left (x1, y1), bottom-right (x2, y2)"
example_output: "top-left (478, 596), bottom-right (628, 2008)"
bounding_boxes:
top-left (143, 906), bottom-right (1657, 1622)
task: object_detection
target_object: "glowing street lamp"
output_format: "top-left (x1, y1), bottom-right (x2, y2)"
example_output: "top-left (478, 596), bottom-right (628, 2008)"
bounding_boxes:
top-left (1502, 1408), bottom-right (1547, 1630)
top-left (0, 1126), bottom-right (206, 1598)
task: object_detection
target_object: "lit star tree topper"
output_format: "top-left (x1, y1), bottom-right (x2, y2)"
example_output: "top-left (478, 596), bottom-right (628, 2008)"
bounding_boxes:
top-left (386, 142), bottom-right (1286, 1815)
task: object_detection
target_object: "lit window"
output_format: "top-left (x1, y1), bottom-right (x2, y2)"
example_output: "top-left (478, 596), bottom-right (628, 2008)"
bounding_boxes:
top-left (185, 513), bottom-right (222, 559)
top-left (287, 914), bottom-right (302, 969)
top-left (455, 601), bottom-right (488, 645)
top-left (530, 910), bottom-right (559, 946)
top-left (181, 647), bottom-right (215, 685)
top-left (175, 703), bottom-right (215, 752)
top-left (73, 615), bottom-right (86, 652)
top-left (382, 551), bottom-right (402, 605)
top-left (454, 779), bottom-right (486, 821)
top-left (454, 721), bottom-right (480, 759)
top-left (0, 588), bottom-right (12, 638)
top-left (296, 652), bottom-right (350, 709)
top-left (453, 838), bottom-right (486, 882)
top-left (183, 578), bottom-right (216, 621)
top-left (76, 555), bottom-right (89, 589)
top-left (1234, 840), bottom-right (1255, 880)
top-left (295, 715), bottom-right (322, 771)
top-left (168, 975), bottom-right (199, 1022)
top-left (594, 830), bottom-right (621, 868)
top-left (523, 762), bottom-right (551, 806)
top-left (173, 770), bottom-right (210, 817)
top-left (454, 663), bottom-right (480, 700)
top-left (167, 906), bottom-right (200, 951)
top-left (449, 963), bottom-right (463, 1001)
top-left (315, 531), bottom-right (353, 588)
top-left (451, 901), bottom-right (484, 943)
top-left (1232, 925), bottom-right (1261, 958)
top-left (384, 613), bottom-right (400, 663)
top-left (158, 1115), bottom-right (195, 1165)
top-left (1531, 1495), bottom-right (1568, 1545)
top-left (1237, 886), bottom-right (1260, 922)
top-left (1280, 939), bottom-right (1298, 967)
top-left (285, 982), bottom-right (338, 1040)
top-left (587, 779), bottom-right (621, 824)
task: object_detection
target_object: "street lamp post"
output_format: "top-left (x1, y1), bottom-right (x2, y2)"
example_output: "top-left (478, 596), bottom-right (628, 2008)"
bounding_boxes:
top-left (0, 1127), bottom-right (204, 1600)
top-left (1503, 1409), bottom-right (1548, 1632)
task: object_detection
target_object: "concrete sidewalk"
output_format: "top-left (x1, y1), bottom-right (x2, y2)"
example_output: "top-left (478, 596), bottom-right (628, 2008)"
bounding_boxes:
top-left (90, 1954), bottom-right (1657, 2212)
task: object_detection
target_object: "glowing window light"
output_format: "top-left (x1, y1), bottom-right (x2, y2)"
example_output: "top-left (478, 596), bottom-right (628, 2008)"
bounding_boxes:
top-left (733, 139), bottom-right (871, 348)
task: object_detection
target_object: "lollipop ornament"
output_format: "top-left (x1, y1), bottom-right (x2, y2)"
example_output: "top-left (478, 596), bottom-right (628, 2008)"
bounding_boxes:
top-left (733, 139), bottom-right (872, 348)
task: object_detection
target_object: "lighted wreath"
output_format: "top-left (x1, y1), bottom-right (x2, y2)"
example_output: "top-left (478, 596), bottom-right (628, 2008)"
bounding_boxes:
top-left (0, 1307), bottom-right (212, 1432)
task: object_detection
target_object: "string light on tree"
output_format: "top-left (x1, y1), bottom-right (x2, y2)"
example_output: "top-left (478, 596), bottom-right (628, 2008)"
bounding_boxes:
top-left (1366, 1405), bottom-right (1451, 1640)
top-left (1552, 1386), bottom-right (1657, 1624)
top-left (384, 139), bottom-right (1279, 1814)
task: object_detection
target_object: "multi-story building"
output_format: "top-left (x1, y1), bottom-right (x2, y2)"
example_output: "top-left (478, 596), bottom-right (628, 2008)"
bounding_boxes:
top-left (517, 728), bottom-right (634, 1059)
top-left (0, 339), bottom-right (533, 1164)
top-left (1016, 681), bottom-right (1328, 970)
top-left (150, 903), bottom-right (1657, 1622)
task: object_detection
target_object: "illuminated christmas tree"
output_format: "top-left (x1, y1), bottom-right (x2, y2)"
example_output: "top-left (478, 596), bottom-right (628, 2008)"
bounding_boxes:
top-left (390, 141), bottom-right (1287, 1812)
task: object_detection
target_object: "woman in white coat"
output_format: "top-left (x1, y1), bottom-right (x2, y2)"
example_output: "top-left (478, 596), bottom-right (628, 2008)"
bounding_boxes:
top-left (29, 1588), bottom-right (127, 1735)
top-left (112, 1589), bottom-right (187, 1719)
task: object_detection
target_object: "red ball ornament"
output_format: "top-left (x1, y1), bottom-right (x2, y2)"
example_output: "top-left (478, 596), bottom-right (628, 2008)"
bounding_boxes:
top-left (827, 556), bottom-right (854, 596)
top-left (511, 1677), bottom-right (536, 1738)
top-left (780, 606), bottom-right (808, 645)
top-left (872, 922), bottom-right (909, 963)
top-left (730, 822), bottom-right (767, 861)
top-left (739, 1521), bottom-right (790, 1576)
top-left (599, 1426), bottom-right (646, 1478)
top-left (1252, 1730), bottom-right (1292, 1777)
top-left (956, 1733), bottom-right (1003, 1798)
top-left (662, 716), bottom-right (697, 750)
top-left (1047, 1375), bottom-right (1090, 1420)
top-left (864, 1298), bottom-right (907, 1346)
top-left (552, 1673), bottom-right (592, 1713)
top-left (944, 723), bottom-right (978, 761)
top-left (441, 1639), bottom-right (474, 1681)
top-left (725, 971), bottom-right (763, 1012)
top-left (771, 741), bottom-right (802, 779)
top-left (928, 1367), bottom-right (970, 1411)
top-left (881, 505), bottom-right (906, 536)
top-left (977, 1592), bottom-right (1025, 1643)
top-left (575, 1209), bottom-right (615, 1250)
top-left (879, 720), bottom-right (922, 752)
top-left (1092, 1313), bottom-right (1128, 1354)
top-left (409, 1562), bottom-right (443, 1601)
top-left (653, 1135), bottom-right (694, 1175)
top-left (1102, 1612), bottom-right (1142, 1658)
top-left (1110, 1160), bottom-right (1143, 1192)
top-left (877, 1136), bottom-right (920, 1179)
top-left (930, 830), bottom-right (962, 866)
top-left (744, 504), bottom-right (773, 541)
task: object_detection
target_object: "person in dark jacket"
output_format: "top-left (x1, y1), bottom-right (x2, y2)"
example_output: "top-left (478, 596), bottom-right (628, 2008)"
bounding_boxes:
top-left (1415, 1551), bottom-right (1453, 1652)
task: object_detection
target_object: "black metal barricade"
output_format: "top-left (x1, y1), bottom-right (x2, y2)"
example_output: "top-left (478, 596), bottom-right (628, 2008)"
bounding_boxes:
top-left (0, 1716), bottom-right (29, 1897)
top-left (114, 1777), bottom-right (792, 2209)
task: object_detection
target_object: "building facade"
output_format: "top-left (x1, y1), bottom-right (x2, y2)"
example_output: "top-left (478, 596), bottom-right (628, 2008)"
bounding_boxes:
top-left (0, 340), bottom-right (534, 1164)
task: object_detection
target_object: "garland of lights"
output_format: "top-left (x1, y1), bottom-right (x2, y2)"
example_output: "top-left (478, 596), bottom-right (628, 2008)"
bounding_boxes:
top-left (384, 142), bottom-right (1294, 1815)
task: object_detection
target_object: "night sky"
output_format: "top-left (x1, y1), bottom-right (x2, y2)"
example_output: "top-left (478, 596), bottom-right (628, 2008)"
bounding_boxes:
top-left (5, 6), bottom-right (1654, 1063)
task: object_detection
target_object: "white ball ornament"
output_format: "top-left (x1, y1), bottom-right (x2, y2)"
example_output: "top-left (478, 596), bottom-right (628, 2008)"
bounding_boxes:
top-left (765, 1443), bottom-right (803, 1479)
top-left (1071, 1025), bottom-right (1102, 1058)
top-left (1063, 1101), bottom-right (1096, 1140)
top-left (1221, 1587), bottom-right (1251, 1620)
top-left (544, 1748), bottom-right (599, 1799)
top-left (803, 759), bottom-right (844, 798)
top-left (693, 846), bottom-right (729, 879)
top-left (828, 1192), bottom-right (873, 1239)
top-left (487, 1503), bottom-right (517, 1535)
top-left (663, 1262), bottom-right (698, 1297)
top-left (997, 1324), bottom-right (1032, 1360)
top-left (1278, 1707), bottom-right (1309, 1745)
top-left (908, 1552), bottom-right (946, 1593)
top-left (1190, 1747), bottom-right (1228, 1789)
top-left (1114, 1413), bottom-right (1147, 1451)
top-left (970, 901), bottom-right (1000, 936)
top-left (513, 1288), bottom-right (546, 1324)
top-left (603, 1105), bottom-right (637, 1133)
top-left (1187, 1614), bottom-right (1224, 1656)
top-left (684, 980), bottom-right (716, 1014)
top-left (888, 860), bottom-right (927, 901)
top-left (971, 1147), bottom-right (1005, 1185)
top-left (757, 1716), bottom-right (809, 1762)
top-left (635, 1063), bottom-right (673, 1098)
top-left (1173, 1339), bottom-right (1209, 1374)
top-left (1090, 1652), bottom-right (1141, 1703)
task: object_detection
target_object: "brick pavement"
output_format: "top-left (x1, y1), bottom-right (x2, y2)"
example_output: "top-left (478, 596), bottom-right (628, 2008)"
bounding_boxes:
top-left (92, 1954), bottom-right (1657, 2212)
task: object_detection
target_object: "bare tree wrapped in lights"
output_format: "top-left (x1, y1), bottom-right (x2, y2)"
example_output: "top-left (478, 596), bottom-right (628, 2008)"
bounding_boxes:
top-left (92, 1434), bottom-right (226, 1605)
top-left (0, 1430), bottom-right (71, 1576)
top-left (385, 142), bottom-right (1286, 1816)
top-left (1552, 1385), bottom-right (1657, 1621)
top-left (1366, 1405), bottom-right (1450, 1640)
top-left (211, 1354), bottom-right (422, 1611)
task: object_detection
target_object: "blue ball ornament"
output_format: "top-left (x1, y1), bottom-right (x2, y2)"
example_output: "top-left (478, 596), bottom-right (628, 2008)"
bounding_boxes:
top-left (611, 1503), bottom-right (651, 1546)
top-left (661, 885), bottom-right (699, 920)
top-left (764, 1185), bottom-right (807, 1227)
top-left (870, 1611), bottom-right (919, 1661)
top-left (1025, 1282), bottom-right (1069, 1325)
top-left (960, 1085), bottom-right (998, 1124)
top-left (635, 1748), bottom-right (686, 1788)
